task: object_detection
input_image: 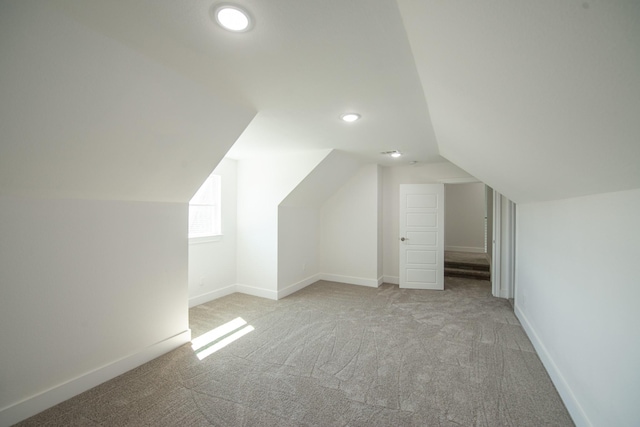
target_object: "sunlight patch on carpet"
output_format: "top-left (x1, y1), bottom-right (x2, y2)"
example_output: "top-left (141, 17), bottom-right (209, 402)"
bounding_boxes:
top-left (191, 317), bottom-right (254, 360)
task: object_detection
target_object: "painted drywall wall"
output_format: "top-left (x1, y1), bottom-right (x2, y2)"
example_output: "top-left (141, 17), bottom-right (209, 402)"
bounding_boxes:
top-left (0, 197), bottom-right (189, 425)
top-left (319, 164), bottom-right (381, 286)
top-left (499, 196), bottom-right (515, 299)
top-left (188, 158), bottom-right (238, 307)
top-left (485, 187), bottom-right (494, 262)
top-left (0, 2), bottom-right (255, 203)
top-left (382, 162), bottom-right (475, 282)
top-left (377, 166), bottom-right (384, 280)
top-left (280, 151), bottom-right (363, 208)
top-left (444, 183), bottom-right (486, 253)
top-left (516, 188), bottom-right (640, 427)
top-left (277, 206), bottom-right (320, 296)
top-left (236, 150), bottom-right (331, 298)
top-left (278, 150), bottom-right (363, 295)
top-left (0, 4), bottom-right (254, 424)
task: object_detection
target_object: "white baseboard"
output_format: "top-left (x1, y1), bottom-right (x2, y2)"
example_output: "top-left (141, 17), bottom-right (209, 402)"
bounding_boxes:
top-left (515, 305), bottom-right (587, 427)
top-left (445, 246), bottom-right (486, 253)
top-left (278, 274), bottom-right (320, 299)
top-left (318, 273), bottom-right (380, 288)
top-left (383, 275), bottom-right (399, 285)
top-left (189, 285), bottom-right (236, 307)
top-left (236, 283), bottom-right (278, 300)
top-left (0, 329), bottom-right (191, 427)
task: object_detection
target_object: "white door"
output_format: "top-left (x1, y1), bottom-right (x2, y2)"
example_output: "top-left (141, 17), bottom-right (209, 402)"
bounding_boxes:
top-left (399, 184), bottom-right (444, 290)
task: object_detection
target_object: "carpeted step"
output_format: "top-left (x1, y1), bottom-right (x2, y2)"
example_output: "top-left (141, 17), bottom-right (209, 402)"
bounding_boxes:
top-left (445, 267), bottom-right (491, 280)
top-left (444, 261), bottom-right (490, 272)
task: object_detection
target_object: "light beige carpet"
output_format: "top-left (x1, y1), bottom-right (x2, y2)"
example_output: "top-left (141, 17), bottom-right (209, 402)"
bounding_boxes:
top-left (17, 278), bottom-right (573, 426)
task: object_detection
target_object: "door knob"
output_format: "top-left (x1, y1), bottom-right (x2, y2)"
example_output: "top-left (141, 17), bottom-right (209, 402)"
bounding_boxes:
top-left (400, 237), bottom-right (408, 241)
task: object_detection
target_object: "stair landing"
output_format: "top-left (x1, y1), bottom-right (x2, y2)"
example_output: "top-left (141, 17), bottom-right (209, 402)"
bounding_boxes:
top-left (445, 251), bottom-right (490, 281)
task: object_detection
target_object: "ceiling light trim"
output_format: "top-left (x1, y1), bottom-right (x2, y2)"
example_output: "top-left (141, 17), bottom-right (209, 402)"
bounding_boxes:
top-left (340, 113), bottom-right (361, 122)
top-left (212, 3), bottom-right (253, 32)
top-left (381, 150), bottom-right (403, 158)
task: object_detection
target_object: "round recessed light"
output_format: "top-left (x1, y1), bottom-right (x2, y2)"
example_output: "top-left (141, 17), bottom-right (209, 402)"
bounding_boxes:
top-left (380, 150), bottom-right (403, 158)
top-left (340, 113), bottom-right (361, 122)
top-left (213, 4), bottom-right (251, 32)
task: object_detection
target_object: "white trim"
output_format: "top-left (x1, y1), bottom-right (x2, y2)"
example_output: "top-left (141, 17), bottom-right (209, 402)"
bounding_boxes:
top-left (318, 273), bottom-right (380, 288)
top-left (377, 276), bottom-right (384, 286)
top-left (189, 285), bottom-right (236, 307)
top-left (445, 245), bottom-right (485, 253)
top-left (0, 330), bottom-right (191, 427)
top-left (278, 274), bottom-right (321, 299)
top-left (491, 191), bottom-right (502, 298)
top-left (515, 305), bottom-right (588, 427)
top-left (188, 234), bottom-right (223, 245)
top-left (383, 275), bottom-right (399, 285)
top-left (437, 177), bottom-right (480, 184)
top-left (235, 283), bottom-right (278, 300)
top-left (505, 200), bottom-right (516, 300)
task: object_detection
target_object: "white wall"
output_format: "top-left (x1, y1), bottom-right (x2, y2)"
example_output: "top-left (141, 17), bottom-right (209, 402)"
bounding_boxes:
top-left (382, 162), bottom-right (475, 282)
top-left (516, 188), bottom-right (640, 427)
top-left (188, 158), bottom-right (238, 307)
top-left (236, 150), bottom-right (330, 298)
top-left (377, 166), bottom-right (384, 280)
top-left (485, 186), bottom-right (493, 262)
top-left (277, 206), bottom-right (320, 296)
top-left (444, 183), bottom-right (486, 253)
top-left (319, 164), bottom-right (381, 287)
top-left (277, 151), bottom-right (363, 296)
top-left (0, 2), bottom-right (254, 203)
top-left (0, 198), bottom-right (189, 426)
top-left (0, 4), bottom-right (254, 425)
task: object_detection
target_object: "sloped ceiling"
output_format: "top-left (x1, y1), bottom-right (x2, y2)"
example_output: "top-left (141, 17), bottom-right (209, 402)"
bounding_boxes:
top-left (280, 150), bottom-right (364, 208)
top-left (4, 1), bottom-right (637, 204)
top-left (0, 1), bottom-right (255, 202)
top-left (52, 0), bottom-right (442, 166)
top-left (397, 0), bottom-right (640, 203)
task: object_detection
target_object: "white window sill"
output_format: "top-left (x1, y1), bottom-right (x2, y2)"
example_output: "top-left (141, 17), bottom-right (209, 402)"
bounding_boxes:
top-left (189, 235), bottom-right (223, 245)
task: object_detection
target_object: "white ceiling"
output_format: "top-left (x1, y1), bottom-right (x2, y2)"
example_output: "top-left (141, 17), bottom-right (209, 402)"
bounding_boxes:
top-left (398, 0), bottom-right (640, 203)
top-left (0, 1), bottom-right (255, 202)
top-left (9, 0), bottom-right (639, 203)
top-left (57, 0), bottom-right (442, 167)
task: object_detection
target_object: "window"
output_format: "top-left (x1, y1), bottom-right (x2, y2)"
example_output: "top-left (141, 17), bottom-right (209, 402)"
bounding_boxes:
top-left (188, 174), bottom-right (221, 239)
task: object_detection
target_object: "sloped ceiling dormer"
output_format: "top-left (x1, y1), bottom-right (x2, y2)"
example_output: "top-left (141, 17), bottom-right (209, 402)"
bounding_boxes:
top-left (5, 1), bottom-right (636, 206)
top-left (0, 1), bottom-right (255, 203)
top-left (42, 0), bottom-right (443, 168)
top-left (397, 0), bottom-right (640, 203)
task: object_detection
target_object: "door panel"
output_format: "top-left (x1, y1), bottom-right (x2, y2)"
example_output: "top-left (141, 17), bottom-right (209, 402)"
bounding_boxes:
top-left (407, 250), bottom-right (436, 265)
top-left (407, 268), bottom-right (436, 284)
top-left (407, 194), bottom-right (438, 208)
top-left (399, 184), bottom-right (444, 290)
top-left (406, 230), bottom-right (437, 246)
top-left (407, 213), bottom-right (437, 227)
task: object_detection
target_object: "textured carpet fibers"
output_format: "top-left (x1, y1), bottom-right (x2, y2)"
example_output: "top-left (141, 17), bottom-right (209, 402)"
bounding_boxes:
top-left (17, 279), bottom-right (573, 426)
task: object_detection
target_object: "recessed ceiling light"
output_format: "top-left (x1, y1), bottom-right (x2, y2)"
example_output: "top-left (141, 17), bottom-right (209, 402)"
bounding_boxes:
top-left (381, 150), bottom-right (403, 158)
top-left (340, 113), bottom-right (361, 122)
top-left (213, 4), bottom-right (252, 32)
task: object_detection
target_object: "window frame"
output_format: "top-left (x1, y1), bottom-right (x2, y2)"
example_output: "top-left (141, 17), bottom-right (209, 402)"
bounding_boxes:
top-left (188, 173), bottom-right (222, 243)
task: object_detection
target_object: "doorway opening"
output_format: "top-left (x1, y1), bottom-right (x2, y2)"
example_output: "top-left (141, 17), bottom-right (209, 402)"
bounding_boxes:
top-left (443, 181), bottom-right (491, 281)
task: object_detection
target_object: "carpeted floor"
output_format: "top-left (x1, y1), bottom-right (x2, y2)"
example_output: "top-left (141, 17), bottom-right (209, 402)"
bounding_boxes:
top-left (17, 278), bottom-right (573, 426)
